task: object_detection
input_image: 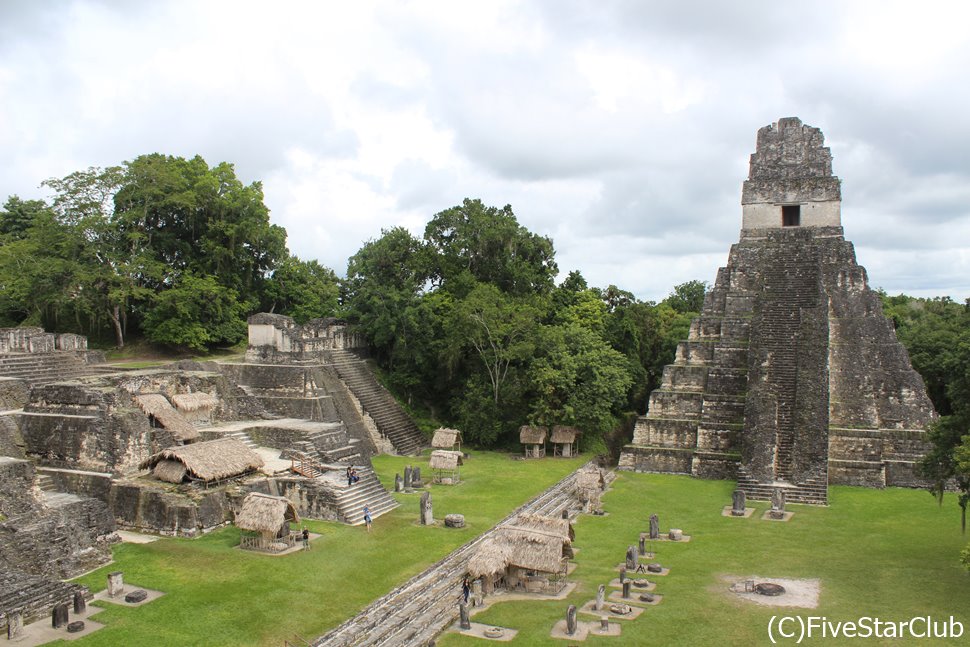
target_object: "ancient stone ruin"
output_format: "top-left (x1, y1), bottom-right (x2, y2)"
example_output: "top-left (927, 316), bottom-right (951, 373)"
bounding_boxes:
top-left (0, 315), bottom-right (430, 634)
top-left (619, 117), bottom-right (937, 503)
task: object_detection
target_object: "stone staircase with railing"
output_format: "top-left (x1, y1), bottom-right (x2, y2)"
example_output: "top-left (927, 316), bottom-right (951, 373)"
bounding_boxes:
top-left (335, 466), bottom-right (399, 526)
top-left (328, 350), bottom-right (425, 456)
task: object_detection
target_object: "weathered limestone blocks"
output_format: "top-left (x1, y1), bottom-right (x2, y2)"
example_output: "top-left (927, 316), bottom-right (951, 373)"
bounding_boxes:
top-left (275, 478), bottom-right (341, 522)
top-left (0, 496), bottom-right (114, 579)
top-left (245, 313), bottom-right (363, 364)
top-left (0, 456), bottom-right (40, 516)
top-left (110, 482), bottom-right (231, 536)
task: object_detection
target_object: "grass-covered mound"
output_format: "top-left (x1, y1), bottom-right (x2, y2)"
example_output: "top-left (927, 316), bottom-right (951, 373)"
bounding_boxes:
top-left (63, 452), bottom-right (586, 646)
top-left (437, 471), bottom-right (970, 646)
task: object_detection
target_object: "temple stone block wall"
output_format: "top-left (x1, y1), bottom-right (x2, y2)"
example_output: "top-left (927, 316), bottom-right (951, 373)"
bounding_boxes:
top-left (0, 496), bottom-right (114, 579)
top-left (620, 118), bottom-right (937, 503)
top-left (245, 313), bottom-right (364, 364)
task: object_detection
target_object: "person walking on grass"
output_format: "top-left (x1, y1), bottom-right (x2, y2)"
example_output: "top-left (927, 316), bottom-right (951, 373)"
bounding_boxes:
top-left (302, 526), bottom-right (310, 550)
top-left (363, 504), bottom-right (372, 532)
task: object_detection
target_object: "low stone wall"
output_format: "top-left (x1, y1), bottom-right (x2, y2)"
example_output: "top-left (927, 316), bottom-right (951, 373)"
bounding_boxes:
top-left (38, 467), bottom-right (113, 503)
top-left (274, 478), bottom-right (342, 522)
top-left (109, 481), bottom-right (232, 537)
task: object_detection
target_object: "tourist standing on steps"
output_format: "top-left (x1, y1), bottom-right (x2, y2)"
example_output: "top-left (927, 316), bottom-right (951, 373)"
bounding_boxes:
top-left (462, 577), bottom-right (470, 603)
top-left (363, 504), bottom-right (372, 532)
top-left (302, 527), bottom-right (310, 550)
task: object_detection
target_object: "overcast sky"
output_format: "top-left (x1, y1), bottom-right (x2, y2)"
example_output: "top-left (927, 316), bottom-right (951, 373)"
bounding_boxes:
top-left (2, 0), bottom-right (968, 302)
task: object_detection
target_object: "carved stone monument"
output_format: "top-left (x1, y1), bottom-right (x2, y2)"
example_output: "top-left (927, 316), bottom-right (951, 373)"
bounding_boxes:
top-left (619, 566), bottom-right (626, 583)
top-left (595, 584), bottom-right (605, 611)
top-left (566, 604), bottom-right (577, 635)
top-left (638, 534), bottom-right (646, 556)
top-left (420, 491), bottom-right (433, 525)
top-left (52, 603), bottom-right (69, 629)
top-left (732, 489), bottom-right (746, 516)
top-left (625, 545), bottom-right (637, 570)
top-left (459, 602), bottom-right (471, 630)
top-left (403, 465), bottom-right (413, 491)
top-left (619, 118), bottom-right (938, 504)
top-left (395, 473), bottom-right (403, 492)
top-left (622, 580), bottom-right (631, 599)
top-left (412, 466), bottom-right (422, 487)
top-left (73, 590), bottom-right (86, 613)
top-left (6, 610), bottom-right (23, 640)
top-left (769, 488), bottom-right (787, 519)
top-left (600, 617), bottom-right (610, 632)
top-left (649, 514), bottom-right (659, 540)
top-left (107, 571), bottom-right (124, 597)
top-left (471, 579), bottom-right (483, 606)
top-left (444, 513), bottom-right (465, 528)
top-left (669, 528), bottom-right (683, 541)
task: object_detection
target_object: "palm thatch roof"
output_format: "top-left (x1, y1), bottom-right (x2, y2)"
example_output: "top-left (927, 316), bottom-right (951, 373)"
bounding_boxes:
top-left (171, 392), bottom-right (219, 412)
top-left (140, 437), bottom-right (263, 483)
top-left (512, 513), bottom-right (575, 542)
top-left (550, 425), bottom-right (579, 443)
top-left (431, 428), bottom-right (461, 449)
top-left (519, 425), bottom-right (547, 444)
top-left (134, 393), bottom-right (199, 441)
top-left (467, 516), bottom-right (571, 577)
top-left (574, 466), bottom-right (605, 492)
top-left (429, 449), bottom-right (463, 470)
top-left (152, 459), bottom-right (188, 483)
top-left (235, 493), bottom-right (299, 532)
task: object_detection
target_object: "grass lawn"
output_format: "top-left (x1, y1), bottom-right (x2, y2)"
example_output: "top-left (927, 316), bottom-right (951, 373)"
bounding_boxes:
top-left (436, 472), bottom-right (970, 646)
top-left (61, 452), bottom-right (586, 647)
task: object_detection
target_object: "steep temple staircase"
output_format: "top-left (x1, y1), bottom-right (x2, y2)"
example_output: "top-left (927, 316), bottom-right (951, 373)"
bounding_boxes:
top-left (328, 349), bottom-right (425, 456)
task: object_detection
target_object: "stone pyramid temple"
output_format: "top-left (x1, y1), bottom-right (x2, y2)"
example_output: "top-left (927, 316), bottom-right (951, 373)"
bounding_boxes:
top-left (618, 117), bottom-right (936, 504)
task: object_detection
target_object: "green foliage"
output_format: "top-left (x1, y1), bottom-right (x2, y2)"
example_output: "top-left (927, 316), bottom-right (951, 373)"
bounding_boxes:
top-left (0, 154), bottom-right (304, 349)
top-left (664, 279), bottom-right (709, 313)
top-left (528, 323), bottom-right (632, 440)
top-left (142, 274), bottom-right (248, 352)
top-left (962, 541), bottom-right (970, 572)
top-left (424, 198), bottom-right (557, 296)
top-left (884, 293), bottom-right (970, 533)
top-left (263, 255), bottom-right (340, 324)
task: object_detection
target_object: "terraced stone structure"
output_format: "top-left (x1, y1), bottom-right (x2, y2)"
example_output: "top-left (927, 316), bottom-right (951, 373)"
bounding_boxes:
top-left (619, 117), bottom-right (936, 503)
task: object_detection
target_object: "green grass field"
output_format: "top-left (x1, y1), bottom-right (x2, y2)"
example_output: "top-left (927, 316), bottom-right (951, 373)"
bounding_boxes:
top-left (60, 455), bottom-right (969, 646)
top-left (437, 471), bottom-right (970, 647)
top-left (61, 452), bottom-right (586, 647)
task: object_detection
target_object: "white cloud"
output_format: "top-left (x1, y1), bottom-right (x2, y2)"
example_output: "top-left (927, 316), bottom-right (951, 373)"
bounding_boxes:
top-left (1, 0), bottom-right (968, 302)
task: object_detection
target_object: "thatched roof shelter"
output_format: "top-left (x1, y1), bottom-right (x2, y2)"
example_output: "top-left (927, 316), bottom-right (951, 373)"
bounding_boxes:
top-left (512, 513), bottom-right (575, 542)
top-left (171, 392), bottom-right (219, 412)
top-left (550, 426), bottom-right (579, 444)
top-left (134, 393), bottom-right (199, 441)
top-left (235, 493), bottom-right (299, 533)
top-left (431, 428), bottom-right (462, 449)
top-left (519, 425), bottom-right (547, 444)
top-left (467, 515), bottom-right (572, 578)
top-left (140, 437), bottom-right (263, 483)
top-left (575, 466), bottom-right (605, 492)
top-left (151, 459), bottom-right (188, 483)
top-left (430, 450), bottom-right (463, 470)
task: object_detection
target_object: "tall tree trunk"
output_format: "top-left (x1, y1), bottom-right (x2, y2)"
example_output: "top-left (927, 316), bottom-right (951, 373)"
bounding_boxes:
top-left (109, 304), bottom-right (124, 349)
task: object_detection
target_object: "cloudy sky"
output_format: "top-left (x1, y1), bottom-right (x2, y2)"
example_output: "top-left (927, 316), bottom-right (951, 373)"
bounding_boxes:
top-left (2, 0), bottom-right (968, 302)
